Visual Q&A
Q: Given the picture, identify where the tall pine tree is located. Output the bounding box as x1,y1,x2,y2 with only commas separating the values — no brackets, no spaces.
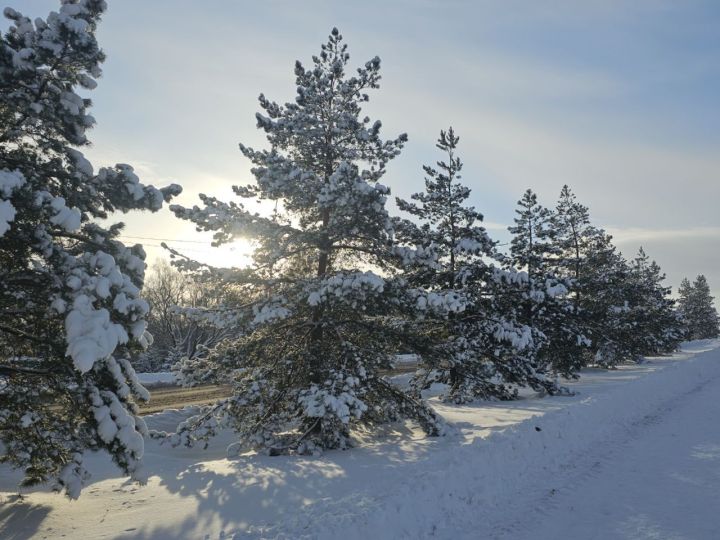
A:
166,29,456,455
396,130,560,402
0,1,180,497
551,186,635,366
507,189,587,377
625,248,683,355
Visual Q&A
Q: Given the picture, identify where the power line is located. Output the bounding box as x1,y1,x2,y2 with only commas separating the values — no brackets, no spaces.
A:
130,244,216,254
118,235,209,244
120,239,248,255
121,234,511,250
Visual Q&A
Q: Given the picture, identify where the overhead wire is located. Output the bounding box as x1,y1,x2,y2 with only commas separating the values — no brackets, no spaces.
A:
117,236,248,255
117,235,209,244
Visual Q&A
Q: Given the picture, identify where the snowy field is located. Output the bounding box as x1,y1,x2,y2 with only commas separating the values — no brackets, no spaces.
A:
2,340,719,539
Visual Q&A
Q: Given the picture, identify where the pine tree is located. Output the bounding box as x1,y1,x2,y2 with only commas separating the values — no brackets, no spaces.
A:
509,190,555,283
626,248,682,355
0,1,180,497
550,186,634,366
650,260,684,351
552,185,593,293
551,189,682,366
677,278,694,339
166,29,455,455
678,275,720,339
395,130,560,402
579,232,637,366
507,189,587,377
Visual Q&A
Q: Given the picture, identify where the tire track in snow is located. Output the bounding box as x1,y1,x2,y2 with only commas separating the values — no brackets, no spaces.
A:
485,357,720,540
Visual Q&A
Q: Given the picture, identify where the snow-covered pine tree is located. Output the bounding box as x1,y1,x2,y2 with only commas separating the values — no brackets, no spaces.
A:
509,190,556,284
578,232,638,366
395,130,560,402
540,186,682,367
626,248,683,355
556,223,682,366
166,29,456,455
678,275,720,340
0,1,181,497
551,185,593,297
692,275,720,339
597,247,682,364
550,185,635,366
677,278,693,339
507,189,587,377
677,277,697,341
650,261,684,351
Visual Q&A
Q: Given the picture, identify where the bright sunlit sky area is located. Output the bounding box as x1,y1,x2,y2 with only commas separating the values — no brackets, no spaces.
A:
9,0,720,298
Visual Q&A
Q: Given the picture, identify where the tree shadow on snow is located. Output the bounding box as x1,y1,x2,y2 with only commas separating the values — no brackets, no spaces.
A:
0,497,51,540
123,421,451,538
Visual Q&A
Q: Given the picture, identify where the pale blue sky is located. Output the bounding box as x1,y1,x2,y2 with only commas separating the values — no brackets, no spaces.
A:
9,1,720,298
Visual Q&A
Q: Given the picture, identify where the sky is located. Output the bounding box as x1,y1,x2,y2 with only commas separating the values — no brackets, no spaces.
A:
8,1,720,298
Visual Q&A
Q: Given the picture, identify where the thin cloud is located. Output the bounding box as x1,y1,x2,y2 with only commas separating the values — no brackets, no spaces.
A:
607,226,720,244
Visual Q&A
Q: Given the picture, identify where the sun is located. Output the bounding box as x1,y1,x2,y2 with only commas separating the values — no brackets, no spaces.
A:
197,238,255,269
131,236,257,270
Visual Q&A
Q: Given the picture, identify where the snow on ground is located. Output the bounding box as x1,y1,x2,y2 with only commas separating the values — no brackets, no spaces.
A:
1,340,719,539
135,371,178,387
394,353,419,365
515,354,720,540
135,357,419,387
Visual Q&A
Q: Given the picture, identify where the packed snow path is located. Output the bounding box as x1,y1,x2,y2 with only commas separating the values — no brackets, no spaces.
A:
508,348,720,540
1,341,719,539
